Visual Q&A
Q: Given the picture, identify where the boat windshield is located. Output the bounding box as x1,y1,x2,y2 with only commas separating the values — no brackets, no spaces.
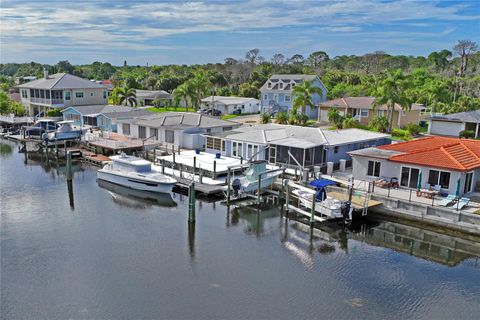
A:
113,161,151,173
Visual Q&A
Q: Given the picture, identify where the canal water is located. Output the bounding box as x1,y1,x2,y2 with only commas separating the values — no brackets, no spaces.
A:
1,140,480,319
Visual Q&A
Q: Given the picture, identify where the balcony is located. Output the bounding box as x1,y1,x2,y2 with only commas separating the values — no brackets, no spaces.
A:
29,97,64,107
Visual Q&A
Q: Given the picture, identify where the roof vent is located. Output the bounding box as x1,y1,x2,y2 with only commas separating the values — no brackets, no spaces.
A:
43,68,49,79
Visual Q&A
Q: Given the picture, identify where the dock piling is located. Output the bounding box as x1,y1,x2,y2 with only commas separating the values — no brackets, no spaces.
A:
213,160,217,179
257,173,262,207
193,156,197,174
66,151,73,181
188,182,196,223
226,168,231,206
310,191,316,227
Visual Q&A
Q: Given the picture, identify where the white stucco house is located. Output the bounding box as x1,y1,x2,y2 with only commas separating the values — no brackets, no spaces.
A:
259,74,327,118
117,112,241,149
349,136,480,196
428,110,480,138
200,96,260,114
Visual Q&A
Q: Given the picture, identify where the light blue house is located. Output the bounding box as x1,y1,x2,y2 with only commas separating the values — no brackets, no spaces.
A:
61,105,149,132
204,124,390,172
259,74,328,118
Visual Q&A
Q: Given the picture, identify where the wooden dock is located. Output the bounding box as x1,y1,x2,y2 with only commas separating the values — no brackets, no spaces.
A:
82,151,111,166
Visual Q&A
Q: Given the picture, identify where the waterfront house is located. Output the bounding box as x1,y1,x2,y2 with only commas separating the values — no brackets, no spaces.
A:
135,90,172,107
318,97,423,127
428,109,480,138
259,74,327,118
117,112,241,149
200,96,260,114
61,105,150,131
204,124,390,170
349,136,480,196
17,71,108,117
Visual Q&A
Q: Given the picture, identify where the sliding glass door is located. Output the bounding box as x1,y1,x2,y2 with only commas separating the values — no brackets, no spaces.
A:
400,167,420,189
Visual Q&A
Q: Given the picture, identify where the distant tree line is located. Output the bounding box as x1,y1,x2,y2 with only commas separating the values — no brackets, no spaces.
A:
1,40,479,114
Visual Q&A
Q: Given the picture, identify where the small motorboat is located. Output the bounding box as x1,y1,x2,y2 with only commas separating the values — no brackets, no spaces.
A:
231,160,283,196
42,120,87,142
97,154,177,193
292,179,351,221
23,119,57,137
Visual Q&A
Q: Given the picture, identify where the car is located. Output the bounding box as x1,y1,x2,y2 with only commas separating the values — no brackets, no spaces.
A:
232,109,242,115
210,109,222,116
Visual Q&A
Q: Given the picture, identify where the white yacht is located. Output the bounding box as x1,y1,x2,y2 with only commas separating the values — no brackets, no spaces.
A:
97,154,177,193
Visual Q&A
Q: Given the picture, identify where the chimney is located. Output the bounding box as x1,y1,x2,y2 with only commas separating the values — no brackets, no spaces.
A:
43,68,49,79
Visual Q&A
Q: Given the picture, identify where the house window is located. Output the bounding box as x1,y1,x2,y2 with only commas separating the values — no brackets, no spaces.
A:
206,137,214,149
46,90,50,99
21,89,27,98
64,92,71,100
65,113,81,122
401,110,406,116
360,109,369,117
90,92,94,97
367,161,381,177
285,95,291,102
267,82,271,89
138,126,147,139
122,123,130,135
400,167,420,189
103,91,108,99
75,92,84,98
377,110,386,117
428,170,451,189
333,146,339,154
221,140,226,152
165,130,174,143
279,83,283,89
232,141,243,157
264,94,268,100
150,128,158,140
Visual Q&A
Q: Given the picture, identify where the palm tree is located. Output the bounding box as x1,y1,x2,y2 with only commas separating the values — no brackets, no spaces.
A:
292,80,323,116
185,71,212,111
374,69,412,133
116,86,137,107
173,84,191,112
424,79,449,114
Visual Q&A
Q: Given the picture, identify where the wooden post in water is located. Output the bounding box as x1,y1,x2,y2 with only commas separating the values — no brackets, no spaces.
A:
213,160,217,179
193,156,197,174
177,145,180,155
310,190,316,227
173,151,176,168
161,159,165,174
188,182,196,223
285,180,290,214
66,151,73,181
240,156,243,164
226,168,231,206
55,140,58,158
257,173,262,207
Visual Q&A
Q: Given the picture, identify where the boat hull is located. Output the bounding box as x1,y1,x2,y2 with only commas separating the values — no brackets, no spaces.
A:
97,170,176,193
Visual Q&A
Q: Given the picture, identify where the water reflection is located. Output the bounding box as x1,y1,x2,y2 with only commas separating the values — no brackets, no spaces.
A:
230,203,480,268
0,142,13,157
97,179,177,209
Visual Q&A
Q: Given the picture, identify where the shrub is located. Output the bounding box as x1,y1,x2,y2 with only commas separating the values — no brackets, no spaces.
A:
327,108,344,128
275,111,288,124
404,123,421,136
342,116,359,129
368,116,389,133
392,128,412,140
47,109,62,117
459,130,475,139
297,114,310,126
260,113,271,124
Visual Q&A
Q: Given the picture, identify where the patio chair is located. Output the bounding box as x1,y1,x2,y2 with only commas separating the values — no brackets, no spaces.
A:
456,197,470,210
432,184,441,192
437,194,457,207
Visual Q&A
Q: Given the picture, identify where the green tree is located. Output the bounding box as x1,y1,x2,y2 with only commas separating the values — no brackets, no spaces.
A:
115,86,137,107
173,83,192,111
368,115,389,132
0,92,11,114
275,111,288,124
260,113,271,124
374,69,412,133
327,108,344,128
292,80,323,116
239,81,260,98
342,116,359,129
185,71,212,110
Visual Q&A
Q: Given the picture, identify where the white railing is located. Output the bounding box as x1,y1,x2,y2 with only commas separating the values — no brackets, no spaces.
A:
0,114,34,124
29,97,64,106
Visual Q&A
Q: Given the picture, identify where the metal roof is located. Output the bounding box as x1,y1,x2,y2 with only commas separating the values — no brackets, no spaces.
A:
118,112,240,129
430,109,480,123
18,73,107,90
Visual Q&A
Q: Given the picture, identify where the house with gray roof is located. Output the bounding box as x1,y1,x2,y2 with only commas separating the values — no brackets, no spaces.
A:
319,97,424,127
17,71,108,117
135,90,172,107
61,105,150,132
201,96,260,114
428,109,480,138
204,123,390,170
260,74,327,118
117,112,241,149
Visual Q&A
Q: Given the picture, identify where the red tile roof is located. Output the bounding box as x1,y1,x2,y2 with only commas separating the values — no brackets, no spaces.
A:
378,136,480,171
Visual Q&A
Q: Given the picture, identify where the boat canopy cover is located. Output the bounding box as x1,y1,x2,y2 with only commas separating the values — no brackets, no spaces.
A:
309,179,337,189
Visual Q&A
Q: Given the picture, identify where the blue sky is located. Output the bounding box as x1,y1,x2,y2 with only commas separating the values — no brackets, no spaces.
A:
1,0,479,65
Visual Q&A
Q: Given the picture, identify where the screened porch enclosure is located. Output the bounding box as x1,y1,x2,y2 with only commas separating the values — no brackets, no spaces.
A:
272,145,324,168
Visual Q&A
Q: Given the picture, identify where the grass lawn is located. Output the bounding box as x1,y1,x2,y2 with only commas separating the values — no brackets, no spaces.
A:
220,114,240,120
147,106,196,113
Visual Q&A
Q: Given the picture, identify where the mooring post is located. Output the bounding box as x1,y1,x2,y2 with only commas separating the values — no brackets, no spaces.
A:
66,151,73,181
213,160,217,179
161,159,165,174
257,173,262,207
409,189,412,202
310,190,316,227
193,156,197,174
64,139,67,157
240,156,243,164
177,145,180,155
173,151,176,167
285,180,290,214
226,168,231,206
199,170,203,184
294,168,298,181
188,182,196,223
